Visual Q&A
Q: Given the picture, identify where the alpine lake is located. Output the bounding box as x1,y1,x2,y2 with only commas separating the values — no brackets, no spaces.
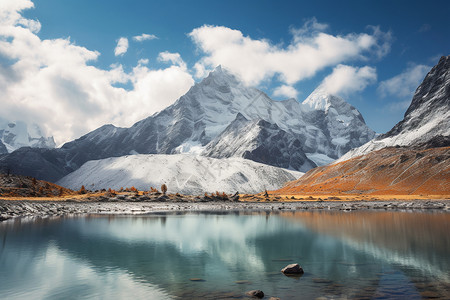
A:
1,209,449,299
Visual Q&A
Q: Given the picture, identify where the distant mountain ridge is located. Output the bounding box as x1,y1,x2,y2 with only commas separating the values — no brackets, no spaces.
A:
0,66,375,182
0,120,55,154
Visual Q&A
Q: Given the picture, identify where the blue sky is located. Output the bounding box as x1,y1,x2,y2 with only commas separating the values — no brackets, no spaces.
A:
1,0,449,144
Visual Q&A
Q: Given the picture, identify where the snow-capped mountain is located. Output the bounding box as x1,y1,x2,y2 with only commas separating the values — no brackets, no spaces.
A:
0,66,374,182
339,55,450,162
202,113,316,172
57,154,303,195
0,120,56,153
302,88,376,159
58,66,374,168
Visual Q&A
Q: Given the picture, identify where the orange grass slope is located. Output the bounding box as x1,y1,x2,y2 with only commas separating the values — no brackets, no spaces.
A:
276,146,450,196
0,173,75,198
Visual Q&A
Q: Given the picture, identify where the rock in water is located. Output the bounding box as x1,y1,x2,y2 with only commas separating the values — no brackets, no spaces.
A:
281,263,304,275
246,290,264,298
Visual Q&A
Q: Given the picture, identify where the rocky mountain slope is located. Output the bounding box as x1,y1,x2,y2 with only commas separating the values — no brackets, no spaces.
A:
202,113,316,172
57,154,303,195
276,56,450,196
0,173,73,197
339,55,450,162
278,146,449,195
0,120,55,154
0,66,374,182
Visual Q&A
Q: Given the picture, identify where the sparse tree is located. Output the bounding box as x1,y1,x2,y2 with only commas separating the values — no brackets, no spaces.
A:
79,185,86,194
161,184,167,195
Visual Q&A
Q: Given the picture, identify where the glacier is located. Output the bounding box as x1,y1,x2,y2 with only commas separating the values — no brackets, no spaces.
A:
57,154,303,195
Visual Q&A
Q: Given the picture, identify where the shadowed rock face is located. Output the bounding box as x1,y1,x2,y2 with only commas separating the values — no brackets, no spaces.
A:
0,141,7,155
202,113,316,172
382,55,450,141
0,67,374,182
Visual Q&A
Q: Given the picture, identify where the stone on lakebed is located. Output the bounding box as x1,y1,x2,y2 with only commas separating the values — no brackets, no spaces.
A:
246,290,264,298
281,263,304,275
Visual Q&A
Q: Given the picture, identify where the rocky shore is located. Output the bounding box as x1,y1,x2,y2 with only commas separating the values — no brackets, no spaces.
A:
1,198,449,222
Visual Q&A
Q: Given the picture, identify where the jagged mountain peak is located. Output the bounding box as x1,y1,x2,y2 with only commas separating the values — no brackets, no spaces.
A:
338,55,450,162
302,87,346,111
404,55,449,118
302,87,366,124
199,65,241,90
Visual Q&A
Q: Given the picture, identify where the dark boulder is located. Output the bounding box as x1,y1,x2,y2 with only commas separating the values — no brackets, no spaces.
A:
281,263,304,275
246,290,264,298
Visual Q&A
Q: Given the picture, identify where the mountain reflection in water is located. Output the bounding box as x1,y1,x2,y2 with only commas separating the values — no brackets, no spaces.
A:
1,210,449,299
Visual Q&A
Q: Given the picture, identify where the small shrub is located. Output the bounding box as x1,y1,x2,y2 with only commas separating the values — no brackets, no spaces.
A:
161,184,167,195
79,185,87,194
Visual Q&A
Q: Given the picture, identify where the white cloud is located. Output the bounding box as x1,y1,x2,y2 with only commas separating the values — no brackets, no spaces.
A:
378,64,430,98
192,62,211,79
158,51,186,68
137,58,149,65
319,64,377,96
0,3,194,145
114,37,128,56
189,21,391,86
273,85,298,99
133,33,157,42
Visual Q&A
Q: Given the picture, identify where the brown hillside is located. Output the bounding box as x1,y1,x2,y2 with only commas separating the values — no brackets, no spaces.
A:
275,147,450,196
0,173,74,197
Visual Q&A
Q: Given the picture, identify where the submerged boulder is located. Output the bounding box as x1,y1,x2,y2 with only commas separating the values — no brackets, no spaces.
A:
281,263,304,275
246,290,264,298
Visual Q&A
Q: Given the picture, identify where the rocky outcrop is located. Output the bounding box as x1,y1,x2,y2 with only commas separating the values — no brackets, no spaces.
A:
246,290,264,298
281,263,304,275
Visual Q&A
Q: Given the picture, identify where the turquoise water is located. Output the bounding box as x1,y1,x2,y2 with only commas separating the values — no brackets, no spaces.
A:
1,210,449,299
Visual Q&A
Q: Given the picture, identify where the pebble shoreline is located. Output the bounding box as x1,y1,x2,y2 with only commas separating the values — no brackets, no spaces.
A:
1,199,449,222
